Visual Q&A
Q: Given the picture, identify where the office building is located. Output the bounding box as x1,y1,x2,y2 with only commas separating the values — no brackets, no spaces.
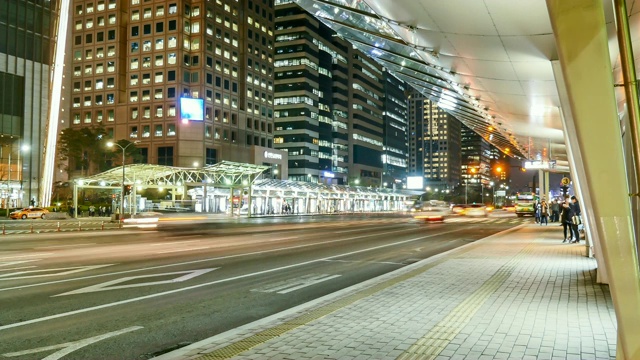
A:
67,0,276,176
274,2,385,186
273,1,349,183
381,71,408,188
0,0,62,207
408,90,461,190
349,51,385,187
461,123,492,187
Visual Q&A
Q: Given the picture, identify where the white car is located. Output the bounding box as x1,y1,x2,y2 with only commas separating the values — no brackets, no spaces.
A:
411,200,450,222
462,204,488,217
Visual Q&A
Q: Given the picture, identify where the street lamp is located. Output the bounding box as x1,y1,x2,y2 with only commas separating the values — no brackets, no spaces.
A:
107,140,140,218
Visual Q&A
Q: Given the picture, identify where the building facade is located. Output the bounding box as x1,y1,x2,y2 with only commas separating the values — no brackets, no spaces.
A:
0,0,61,207
381,71,408,188
349,51,385,187
460,123,492,188
67,0,275,175
408,90,461,190
274,2,385,187
273,2,349,184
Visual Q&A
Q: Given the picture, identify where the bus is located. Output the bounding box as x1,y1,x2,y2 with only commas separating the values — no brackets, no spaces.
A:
515,192,538,217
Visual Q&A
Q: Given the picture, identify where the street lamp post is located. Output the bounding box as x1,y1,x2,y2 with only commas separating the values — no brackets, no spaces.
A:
107,141,139,218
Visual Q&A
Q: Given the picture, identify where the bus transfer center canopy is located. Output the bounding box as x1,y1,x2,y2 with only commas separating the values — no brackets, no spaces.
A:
74,161,417,212
289,0,640,355
77,161,268,188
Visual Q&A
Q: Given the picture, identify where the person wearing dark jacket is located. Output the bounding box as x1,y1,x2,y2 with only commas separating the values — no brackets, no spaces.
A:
560,198,574,243
570,196,582,243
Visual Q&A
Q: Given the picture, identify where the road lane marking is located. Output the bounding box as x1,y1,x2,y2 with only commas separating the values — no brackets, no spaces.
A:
268,236,299,241
0,266,37,272
0,260,39,267
0,253,53,260
0,228,465,331
55,269,217,296
1,326,143,359
156,246,213,254
0,265,113,281
35,243,96,249
252,274,342,294
0,226,423,293
321,259,404,266
150,240,202,246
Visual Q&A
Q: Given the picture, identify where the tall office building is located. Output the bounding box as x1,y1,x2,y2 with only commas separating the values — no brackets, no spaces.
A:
408,90,461,190
274,2,384,186
0,0,62,207
273,1,349,183
349,52,385,187
461,123,492,187
381,71,408,188
68,0,276,174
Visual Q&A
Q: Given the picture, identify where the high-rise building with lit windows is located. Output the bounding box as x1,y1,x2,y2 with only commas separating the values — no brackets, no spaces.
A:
382,72,408,188
273,1,349,184
274,2,386,186
0,0,62,207
349,52,385,187
461,123,492,187
67,0,275,174
408,90,461,190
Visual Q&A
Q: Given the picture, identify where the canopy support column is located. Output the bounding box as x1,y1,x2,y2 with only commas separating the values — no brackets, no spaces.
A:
247,185,252,218
73,183,78,218
547,1,640,358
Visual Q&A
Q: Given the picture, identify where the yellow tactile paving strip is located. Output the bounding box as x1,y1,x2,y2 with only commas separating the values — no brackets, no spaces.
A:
194,227,527,360
396,245,534,360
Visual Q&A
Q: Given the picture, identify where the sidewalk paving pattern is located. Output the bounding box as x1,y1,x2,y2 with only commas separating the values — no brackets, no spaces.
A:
161,224,617,360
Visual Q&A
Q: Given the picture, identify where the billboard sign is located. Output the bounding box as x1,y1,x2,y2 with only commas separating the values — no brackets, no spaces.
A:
180,98,205,121
406,176,424,190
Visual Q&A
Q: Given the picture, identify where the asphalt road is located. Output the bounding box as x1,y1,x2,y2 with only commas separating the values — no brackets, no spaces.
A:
0,212,526,360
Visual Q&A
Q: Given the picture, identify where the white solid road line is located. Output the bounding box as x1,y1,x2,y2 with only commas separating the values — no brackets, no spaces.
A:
156,246,213,254
0,265,113,281
0,253,53,260
35,243,96,249
150,240,202,246
1,326,143,359
0,228,464,331
0,227,420,293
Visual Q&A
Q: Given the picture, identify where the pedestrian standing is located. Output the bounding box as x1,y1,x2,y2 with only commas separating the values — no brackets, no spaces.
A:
540,200,549,225
560,197,574,243
550,200,560,222
570,196,582,243
534,200,541,223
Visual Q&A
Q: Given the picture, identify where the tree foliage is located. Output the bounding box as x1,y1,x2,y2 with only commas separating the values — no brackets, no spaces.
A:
57,125,115,176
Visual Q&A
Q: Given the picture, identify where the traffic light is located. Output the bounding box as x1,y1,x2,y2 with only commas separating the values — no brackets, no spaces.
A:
124,185,132,195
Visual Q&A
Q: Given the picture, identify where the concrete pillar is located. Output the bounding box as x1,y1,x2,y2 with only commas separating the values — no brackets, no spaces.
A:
73,183,78,218
247,185,252,218
547,1,640,358
544,171,550,200
228,187,234,217
132,184,137,215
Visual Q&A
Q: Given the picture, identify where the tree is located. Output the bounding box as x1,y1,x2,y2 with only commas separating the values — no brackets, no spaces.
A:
111,139,143,165
57,125,115,177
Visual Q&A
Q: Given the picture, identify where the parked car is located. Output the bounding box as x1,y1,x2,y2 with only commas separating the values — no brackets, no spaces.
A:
10,207,49,220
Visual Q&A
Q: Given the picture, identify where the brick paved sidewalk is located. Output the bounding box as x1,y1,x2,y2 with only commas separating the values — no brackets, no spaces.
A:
156,224,617,360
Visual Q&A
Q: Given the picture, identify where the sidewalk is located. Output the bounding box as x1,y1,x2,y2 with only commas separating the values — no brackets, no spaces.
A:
156,224,617,360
